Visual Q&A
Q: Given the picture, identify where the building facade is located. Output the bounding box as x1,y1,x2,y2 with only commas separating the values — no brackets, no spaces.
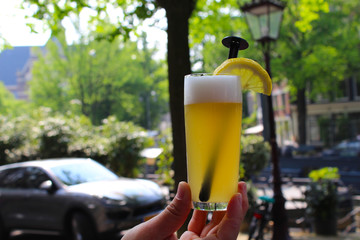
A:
291,76,360,147
249,77,360,148
0,46,39,100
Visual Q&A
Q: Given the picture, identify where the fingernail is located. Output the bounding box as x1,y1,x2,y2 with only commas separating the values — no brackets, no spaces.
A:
176,182,185,200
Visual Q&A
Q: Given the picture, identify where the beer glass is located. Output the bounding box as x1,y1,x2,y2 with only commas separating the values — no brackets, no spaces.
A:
184,73,242,211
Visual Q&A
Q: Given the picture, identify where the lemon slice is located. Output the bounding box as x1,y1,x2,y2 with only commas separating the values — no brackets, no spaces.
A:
213,58,272,95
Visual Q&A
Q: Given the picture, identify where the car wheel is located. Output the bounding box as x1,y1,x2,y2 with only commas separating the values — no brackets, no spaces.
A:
71,212,98,240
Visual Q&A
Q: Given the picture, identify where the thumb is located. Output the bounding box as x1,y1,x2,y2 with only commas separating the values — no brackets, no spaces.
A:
145,181,192,239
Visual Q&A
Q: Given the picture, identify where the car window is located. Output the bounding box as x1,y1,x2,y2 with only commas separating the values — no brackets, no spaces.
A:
25,167,51,189
0,168,28,189
50,160,118,186
0,167,51,189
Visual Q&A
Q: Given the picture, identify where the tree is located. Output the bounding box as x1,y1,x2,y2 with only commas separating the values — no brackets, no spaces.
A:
272,0,356,145
0,82,29,117
189,0,263,72
21,0,197,195
30,30,168,128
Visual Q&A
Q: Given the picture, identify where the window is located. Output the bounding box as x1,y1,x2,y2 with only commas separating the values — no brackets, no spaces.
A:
282,93,287,111
0,168,28,189
355,75,360,99
51,161,117,186
336,79,347,100
25,167,50,189
272,95,278,110
0,167,50,189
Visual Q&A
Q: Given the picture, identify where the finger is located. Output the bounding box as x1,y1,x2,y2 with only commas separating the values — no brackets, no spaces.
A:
152,182,192,235
200,211,225,237
188,210,207,235
216,193,244,240
134,182,192,239
238,182,249,212
202,182,247,237
209,182,244,228
180,230,201,240
211,210,226,224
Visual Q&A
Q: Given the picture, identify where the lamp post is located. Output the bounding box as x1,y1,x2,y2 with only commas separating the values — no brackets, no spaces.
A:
240,1,290,240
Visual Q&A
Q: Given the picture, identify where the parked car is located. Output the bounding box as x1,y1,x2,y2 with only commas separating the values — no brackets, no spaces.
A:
0,158,167,240
322,140,360,157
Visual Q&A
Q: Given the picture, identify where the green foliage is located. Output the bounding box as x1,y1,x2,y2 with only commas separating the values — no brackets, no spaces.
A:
37,117,71,159
0,116,27,164
305,167,339,220
0,36,11,51
305,180,338,220
0,82,30,117
67,115,109,164
21,0,160,42
0,109,151,177
273,0,360,98
101,116,153,177
189,1,262,72
242,108,257,130
240,135,270,180
274,0,345,95
29,31,168,128
155,128,174,187
309,167,340,182
270,0,360,144
292,0,329,33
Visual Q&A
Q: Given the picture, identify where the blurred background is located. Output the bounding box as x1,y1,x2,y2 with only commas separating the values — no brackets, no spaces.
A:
0,0,359,239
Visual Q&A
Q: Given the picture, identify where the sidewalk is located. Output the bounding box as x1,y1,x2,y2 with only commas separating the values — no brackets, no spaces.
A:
237,228,360,240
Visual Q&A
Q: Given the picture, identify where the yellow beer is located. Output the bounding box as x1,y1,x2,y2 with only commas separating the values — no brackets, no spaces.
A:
184,74,242,211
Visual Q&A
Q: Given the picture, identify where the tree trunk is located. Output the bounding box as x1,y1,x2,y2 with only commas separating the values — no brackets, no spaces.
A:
158,0,195,188
297,88,307,145
157,0,195,235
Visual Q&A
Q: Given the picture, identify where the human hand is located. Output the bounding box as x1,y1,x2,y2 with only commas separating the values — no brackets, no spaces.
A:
122,181,248,240
180,182,248,240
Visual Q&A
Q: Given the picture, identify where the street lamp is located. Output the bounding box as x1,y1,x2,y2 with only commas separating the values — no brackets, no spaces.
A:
241,0,284,43
240,1,290,240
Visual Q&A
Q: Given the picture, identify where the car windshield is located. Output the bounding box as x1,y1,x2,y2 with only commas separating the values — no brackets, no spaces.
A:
50,160,118,186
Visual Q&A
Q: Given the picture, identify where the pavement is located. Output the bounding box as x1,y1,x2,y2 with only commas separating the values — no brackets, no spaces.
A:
237,228,360,240
10,228,360,240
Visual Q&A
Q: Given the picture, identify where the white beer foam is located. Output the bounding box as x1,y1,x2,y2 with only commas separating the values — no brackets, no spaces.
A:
184,74,242,105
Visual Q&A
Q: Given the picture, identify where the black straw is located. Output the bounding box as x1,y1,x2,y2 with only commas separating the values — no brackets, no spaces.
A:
198,36,248,203
222,36,249,59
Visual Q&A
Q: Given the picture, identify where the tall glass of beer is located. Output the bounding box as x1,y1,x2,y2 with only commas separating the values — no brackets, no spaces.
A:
184,73,242,211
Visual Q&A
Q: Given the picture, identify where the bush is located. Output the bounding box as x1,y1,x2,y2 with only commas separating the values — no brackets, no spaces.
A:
0,115,35,164
305,167,339,235
101,116,152,177
155,128,174,187
37,117,71,159
1,110,151,178
240,135,270,180
67,115,109,164
305,167,340,219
